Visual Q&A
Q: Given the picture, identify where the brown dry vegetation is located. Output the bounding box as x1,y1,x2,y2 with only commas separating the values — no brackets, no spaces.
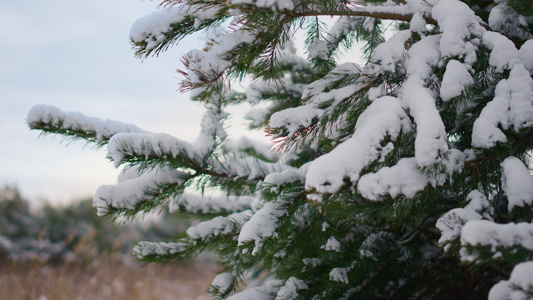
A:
0,187,221,299
0,255,219,300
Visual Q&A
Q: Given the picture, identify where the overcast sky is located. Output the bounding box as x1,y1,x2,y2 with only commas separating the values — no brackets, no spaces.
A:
0,0,212,204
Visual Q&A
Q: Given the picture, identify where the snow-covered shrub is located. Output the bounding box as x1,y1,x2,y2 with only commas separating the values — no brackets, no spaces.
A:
29,0,533,298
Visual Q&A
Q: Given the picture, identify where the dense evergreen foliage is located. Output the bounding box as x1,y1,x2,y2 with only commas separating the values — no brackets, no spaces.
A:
28,0,533,298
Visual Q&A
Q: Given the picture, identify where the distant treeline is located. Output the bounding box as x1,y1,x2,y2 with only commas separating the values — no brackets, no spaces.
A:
0,186,189,263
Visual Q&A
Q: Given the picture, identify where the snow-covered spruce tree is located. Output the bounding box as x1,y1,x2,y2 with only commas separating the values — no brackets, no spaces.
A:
28,0,533,298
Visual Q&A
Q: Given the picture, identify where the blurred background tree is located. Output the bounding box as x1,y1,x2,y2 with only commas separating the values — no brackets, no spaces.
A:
0,185,190,264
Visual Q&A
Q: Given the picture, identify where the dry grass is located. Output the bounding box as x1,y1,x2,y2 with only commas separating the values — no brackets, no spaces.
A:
0,256,220,300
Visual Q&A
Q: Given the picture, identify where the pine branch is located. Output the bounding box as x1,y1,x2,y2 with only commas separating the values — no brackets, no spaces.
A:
228,4,438,26
27,104,147,146
93,169,190,219
298,10,435,26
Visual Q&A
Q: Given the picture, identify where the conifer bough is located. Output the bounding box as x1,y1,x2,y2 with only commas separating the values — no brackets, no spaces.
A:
28,0,533,298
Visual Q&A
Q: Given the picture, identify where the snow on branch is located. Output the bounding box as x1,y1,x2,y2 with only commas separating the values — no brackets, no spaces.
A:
305,96,411,196
93,168,189,216
134,240,189,258
106,132,199,168
357,158,428,201
108,131,287,183
180,28,259,93
272,42,314,73
223,136,278,162
245,78,307,106
460,220,533,262
300,63,362,103
501,157,533,211
264,167,306,187
401,35,448,167
169,193,262,214
482,31,520,72
135,210,255,262
269,105,323,138
105,98,226,171
193,99,229,152
212,154,287,181
325,16,364,56
357,150,464,201
507,65,533,130
471,78,510,148
275,277,308,300
370,30,411,74
186,210,254,240
519,40,533,73
230,0,295,10
292,3,436,25
27,104,146,146
489,2,532,41
330,267,350,284
472,64,533,148
431,0,485,59
436,190,492,251
238,199,289,255
224,0,420,23
226,279,281,300
130,4,226,57
269,63,366,146
440,60,474,102
210,272,236,296
488,261,533,300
